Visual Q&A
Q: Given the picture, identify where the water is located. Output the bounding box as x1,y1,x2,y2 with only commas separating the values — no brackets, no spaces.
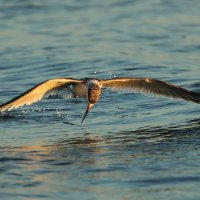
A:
0,0,200,199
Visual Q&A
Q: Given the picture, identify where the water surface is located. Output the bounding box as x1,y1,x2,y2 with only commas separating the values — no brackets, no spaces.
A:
0,0,200,199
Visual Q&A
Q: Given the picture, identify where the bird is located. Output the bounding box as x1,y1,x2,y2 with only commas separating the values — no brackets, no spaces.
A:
0,77,199,123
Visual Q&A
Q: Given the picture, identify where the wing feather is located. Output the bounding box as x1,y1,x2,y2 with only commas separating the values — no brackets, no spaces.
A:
0,78,81,112
101,77,200,103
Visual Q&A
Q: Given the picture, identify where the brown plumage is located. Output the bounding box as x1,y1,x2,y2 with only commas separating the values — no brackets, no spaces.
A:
0,77,199,122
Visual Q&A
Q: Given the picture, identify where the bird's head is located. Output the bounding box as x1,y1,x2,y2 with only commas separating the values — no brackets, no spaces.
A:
81,79,102,123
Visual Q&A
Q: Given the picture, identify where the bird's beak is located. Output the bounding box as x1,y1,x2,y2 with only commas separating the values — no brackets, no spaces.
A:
81,104,93,123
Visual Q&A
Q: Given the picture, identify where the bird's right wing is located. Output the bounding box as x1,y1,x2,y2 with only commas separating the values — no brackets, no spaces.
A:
0,78,82,112
101,77,200,103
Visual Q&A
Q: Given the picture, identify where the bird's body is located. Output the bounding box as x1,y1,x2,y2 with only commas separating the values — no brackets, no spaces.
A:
0,77,199,123
72,81,88,99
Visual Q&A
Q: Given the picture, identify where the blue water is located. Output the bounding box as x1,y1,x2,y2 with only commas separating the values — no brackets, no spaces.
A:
0,0,200,199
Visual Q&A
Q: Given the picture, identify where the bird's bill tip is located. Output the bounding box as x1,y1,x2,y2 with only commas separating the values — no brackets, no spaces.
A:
81,104,93,123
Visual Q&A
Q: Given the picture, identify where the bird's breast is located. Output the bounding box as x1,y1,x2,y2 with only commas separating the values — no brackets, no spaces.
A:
72,83,87,99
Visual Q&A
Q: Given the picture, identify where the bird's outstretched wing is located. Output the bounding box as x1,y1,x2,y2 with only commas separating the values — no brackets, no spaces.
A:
0,78,82,112
101,77,200,103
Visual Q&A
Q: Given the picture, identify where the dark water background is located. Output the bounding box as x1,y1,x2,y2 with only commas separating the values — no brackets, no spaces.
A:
0,0,200,199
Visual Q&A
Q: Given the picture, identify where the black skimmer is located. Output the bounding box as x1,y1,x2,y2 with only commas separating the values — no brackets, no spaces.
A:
0,77,199,123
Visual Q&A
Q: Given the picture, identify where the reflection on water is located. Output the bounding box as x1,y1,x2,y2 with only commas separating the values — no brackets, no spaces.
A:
1,120,200,198
0,0,200,199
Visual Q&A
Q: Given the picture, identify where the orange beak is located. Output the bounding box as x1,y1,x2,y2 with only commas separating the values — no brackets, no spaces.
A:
81,104,93,123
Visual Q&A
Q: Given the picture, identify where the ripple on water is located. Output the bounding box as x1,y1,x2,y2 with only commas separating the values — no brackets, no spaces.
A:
0,0,200,200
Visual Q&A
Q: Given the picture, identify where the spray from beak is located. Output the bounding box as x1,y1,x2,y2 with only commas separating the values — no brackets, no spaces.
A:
81,104,93,124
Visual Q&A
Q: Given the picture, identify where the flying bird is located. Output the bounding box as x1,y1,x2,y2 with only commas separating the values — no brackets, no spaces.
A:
0,77,199,123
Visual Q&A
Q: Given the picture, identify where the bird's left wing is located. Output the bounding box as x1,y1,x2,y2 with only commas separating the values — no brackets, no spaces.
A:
0,78,82,112
101,77,200,103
